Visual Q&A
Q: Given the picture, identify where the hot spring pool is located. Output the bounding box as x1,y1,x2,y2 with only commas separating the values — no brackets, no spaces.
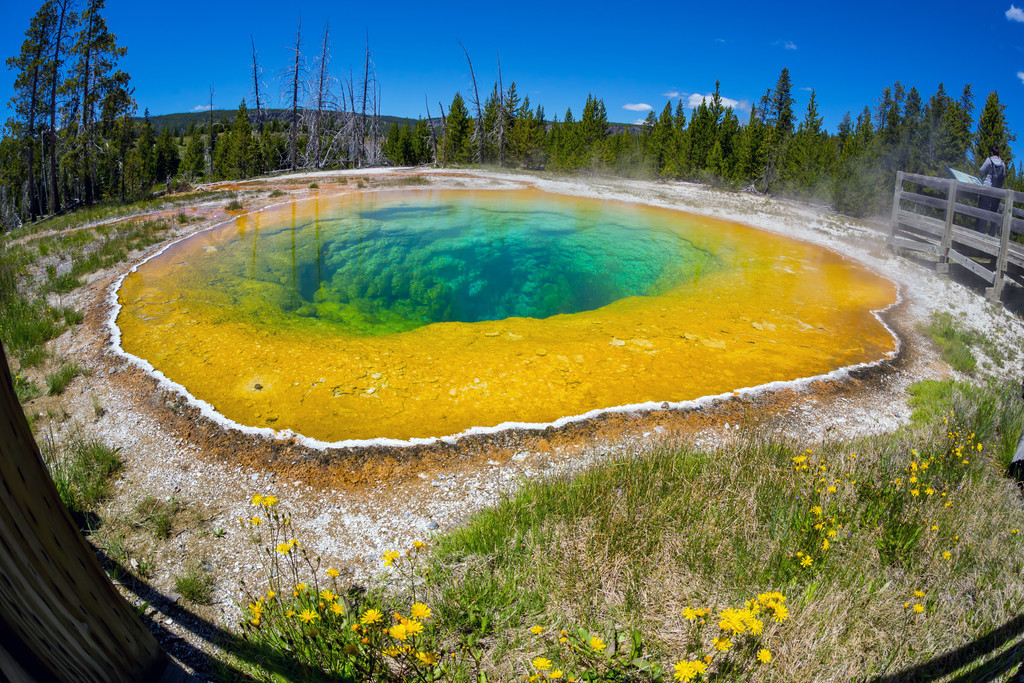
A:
113,188,898,444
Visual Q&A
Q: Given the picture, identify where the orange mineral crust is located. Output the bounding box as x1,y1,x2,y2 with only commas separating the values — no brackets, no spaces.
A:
115,189,897,443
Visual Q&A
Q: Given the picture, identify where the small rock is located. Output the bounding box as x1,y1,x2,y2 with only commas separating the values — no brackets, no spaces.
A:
107,367,116,375
609,338,625,347
254,383,263,391
427,521,439,530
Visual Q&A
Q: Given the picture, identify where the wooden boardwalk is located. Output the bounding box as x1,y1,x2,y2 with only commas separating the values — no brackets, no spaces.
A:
888,171,1024,301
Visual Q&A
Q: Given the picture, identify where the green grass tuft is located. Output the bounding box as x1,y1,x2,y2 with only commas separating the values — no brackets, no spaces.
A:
43,434,122,525
45,362,80,395
923,312,980,372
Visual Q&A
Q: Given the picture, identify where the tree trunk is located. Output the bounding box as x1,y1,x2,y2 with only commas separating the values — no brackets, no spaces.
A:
250,36,264,135
0,343,185,682
47,0,70,215
289,20,301,173
458,41,484,164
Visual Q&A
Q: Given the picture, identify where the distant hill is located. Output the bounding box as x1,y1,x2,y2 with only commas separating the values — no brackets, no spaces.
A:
138,109,642,134
138,109,422,133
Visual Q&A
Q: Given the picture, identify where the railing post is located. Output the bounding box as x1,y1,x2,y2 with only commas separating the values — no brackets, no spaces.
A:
989,187,1015,301
887,171,904,249
936,178,958,275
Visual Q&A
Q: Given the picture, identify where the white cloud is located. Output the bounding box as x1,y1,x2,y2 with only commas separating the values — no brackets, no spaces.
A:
1018,71,1024,83
686,92,749,112
799,86,814,92
622,102,653,112
714,38,726,43
663,91,680,98
784,40,798,50
1008,4,1024,21
633,117,649,125
191,104,212,112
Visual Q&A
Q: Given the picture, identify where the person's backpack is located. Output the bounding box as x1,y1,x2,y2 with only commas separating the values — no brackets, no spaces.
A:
992,158,1006,188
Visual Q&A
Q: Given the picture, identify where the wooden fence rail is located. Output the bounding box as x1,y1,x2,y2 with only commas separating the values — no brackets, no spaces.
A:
888,171,1024,301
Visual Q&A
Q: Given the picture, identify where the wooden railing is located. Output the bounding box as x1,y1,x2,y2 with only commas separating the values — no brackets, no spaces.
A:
888,171,1024,301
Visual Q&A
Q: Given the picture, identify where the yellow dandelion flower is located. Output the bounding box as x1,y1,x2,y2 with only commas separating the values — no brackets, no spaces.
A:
801,555,812,567
389,623,409,641
360,608,383,625
411,603,432,621
910,489,920,497
682,607,699,621
382,550,401,567
589,636,605,652
812,505,823,516
943,551,952,559
262,494,279,507
913,604,924,613
792,456,807,464
285,610,295,618
713,636,733,652
757,648,772,663
914,590,925,597
330,601,344,616
276,541,293,554
251,494,264,506
672,661,697,682
326,567,340,577
297,609,318,624
249,516,262,526
828,529,837,538
931,525,938,531
822,539,830,550
530,625,544,634
320,589,335,602
533,657,552,671
550,671,563,679
405,620,424,637
1013,529,1020,535
416,651,437,665
925,488,934,496
827,486,837,493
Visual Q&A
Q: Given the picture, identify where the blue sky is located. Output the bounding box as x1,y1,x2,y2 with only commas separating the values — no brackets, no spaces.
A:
2,0,1024,136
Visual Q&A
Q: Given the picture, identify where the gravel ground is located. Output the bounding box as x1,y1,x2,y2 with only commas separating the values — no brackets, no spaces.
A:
23,168,1024,679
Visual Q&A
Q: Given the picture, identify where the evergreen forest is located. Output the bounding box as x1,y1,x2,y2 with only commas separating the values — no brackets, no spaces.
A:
1,1,1018,232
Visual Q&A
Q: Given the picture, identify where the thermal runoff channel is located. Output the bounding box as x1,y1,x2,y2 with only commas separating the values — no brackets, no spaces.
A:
116,189,898,443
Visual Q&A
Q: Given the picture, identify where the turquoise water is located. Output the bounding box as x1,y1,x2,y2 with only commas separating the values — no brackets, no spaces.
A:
187,191,719,336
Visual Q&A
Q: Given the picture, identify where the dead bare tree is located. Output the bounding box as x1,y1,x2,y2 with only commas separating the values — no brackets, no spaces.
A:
495,52,506,168
250,35,265,134
345,67,358,167
358,33,372,167
305,22,334,169
438,100,448,168
284,18,306,172
424,96,438,166
205,86,214,177
457,40,484,164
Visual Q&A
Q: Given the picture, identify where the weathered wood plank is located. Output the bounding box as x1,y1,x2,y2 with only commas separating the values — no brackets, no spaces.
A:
896,211,946,237
0,345,178,682
948,249,997,283
891,236,942,255
899,190,949,212
902,172,952,191
953,200,1003,225
992,201,1016,299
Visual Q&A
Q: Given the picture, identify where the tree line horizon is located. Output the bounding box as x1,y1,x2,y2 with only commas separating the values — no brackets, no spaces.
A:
2,1,1018,232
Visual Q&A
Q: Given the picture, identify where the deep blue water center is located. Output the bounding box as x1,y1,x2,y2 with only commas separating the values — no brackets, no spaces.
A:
218,192,718,336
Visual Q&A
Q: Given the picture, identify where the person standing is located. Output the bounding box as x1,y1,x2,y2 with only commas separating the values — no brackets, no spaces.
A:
979,146,1006,236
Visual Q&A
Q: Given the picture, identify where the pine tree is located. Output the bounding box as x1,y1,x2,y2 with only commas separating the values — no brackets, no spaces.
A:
443,93,472,164
973,91,1015,169
153,125,179,182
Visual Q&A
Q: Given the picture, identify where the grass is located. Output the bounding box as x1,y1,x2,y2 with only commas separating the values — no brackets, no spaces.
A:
13,372,41,402
46,361,80,395
42,432,122,527
134,495,185,540
923,312,980,372
175,562,214,604
227,377,1024,682
226,198,244,211
268,189,286,198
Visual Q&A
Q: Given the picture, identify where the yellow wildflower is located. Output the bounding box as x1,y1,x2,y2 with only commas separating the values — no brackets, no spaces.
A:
533,657,552,671
801,555,812,567
251,494,264,506
913,604,924,613
320,589,335,602
943,551,952,560
811,506,822,516
416,651,437,666
405,620,424,637
297,609,318,624
713,636,733,652
411,603,432,621
249,516,262,526
530,625,544,634
682,607,699,621
276,541,294,554
330,601,344,616
827,486,837,493
757,648,772,663
326,567,340,577
822,539,830,550
382,550,401,567
262,494,278,507
389,623,409,641
549,671,563,679
914,590,925,597
360,608,383,625
589,636,605,652
792,456,807,464
285,610,295,618
910,489,920,497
